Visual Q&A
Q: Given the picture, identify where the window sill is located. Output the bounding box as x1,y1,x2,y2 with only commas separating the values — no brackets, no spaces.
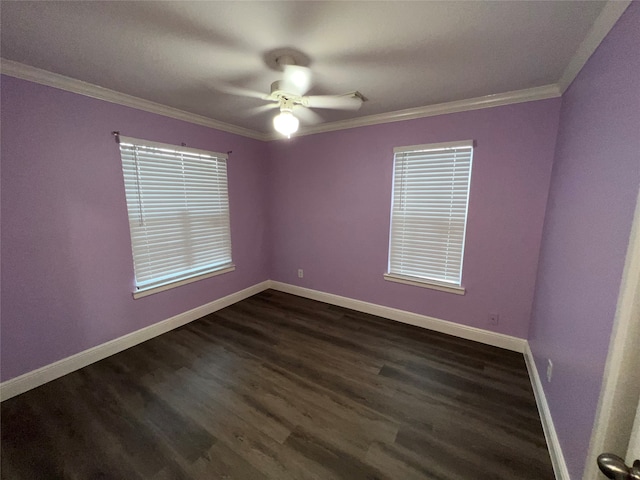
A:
383,273,466,295
133,265,235,299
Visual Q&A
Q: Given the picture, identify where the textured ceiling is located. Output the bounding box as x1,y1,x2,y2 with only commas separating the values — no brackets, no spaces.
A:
1,1,607,134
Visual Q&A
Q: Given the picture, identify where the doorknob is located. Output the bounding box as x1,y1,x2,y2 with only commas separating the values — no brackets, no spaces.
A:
597,453,640,479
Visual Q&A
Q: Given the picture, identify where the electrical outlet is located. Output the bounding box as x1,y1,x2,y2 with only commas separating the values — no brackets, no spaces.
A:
547,359,553,382
488,313,499,325
298,269,304,278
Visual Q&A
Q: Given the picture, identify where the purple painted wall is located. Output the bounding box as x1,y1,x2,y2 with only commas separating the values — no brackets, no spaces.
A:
1,76,562,384
528,4,640,479
0,75,270,381
267,99,561,338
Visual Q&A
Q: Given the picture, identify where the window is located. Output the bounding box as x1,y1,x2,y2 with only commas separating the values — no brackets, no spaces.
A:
385,140,473,294
118,136,233,298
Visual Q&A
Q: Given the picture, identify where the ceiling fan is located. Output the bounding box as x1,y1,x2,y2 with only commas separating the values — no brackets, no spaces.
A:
219,52,366,137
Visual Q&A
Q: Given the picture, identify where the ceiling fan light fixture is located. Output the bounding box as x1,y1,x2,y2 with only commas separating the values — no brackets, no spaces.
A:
273,110,299,138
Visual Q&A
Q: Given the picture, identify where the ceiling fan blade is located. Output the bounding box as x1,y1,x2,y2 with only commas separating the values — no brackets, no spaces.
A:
212,81,268,100
304,94,363,110
281,65,312,96
247,103,279,115
293,106,323,125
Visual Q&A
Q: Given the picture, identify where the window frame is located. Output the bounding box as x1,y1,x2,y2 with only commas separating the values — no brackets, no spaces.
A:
385,139,474,295
117,135,234,299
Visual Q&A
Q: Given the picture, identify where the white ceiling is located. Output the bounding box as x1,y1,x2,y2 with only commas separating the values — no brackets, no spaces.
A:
1,1,609,135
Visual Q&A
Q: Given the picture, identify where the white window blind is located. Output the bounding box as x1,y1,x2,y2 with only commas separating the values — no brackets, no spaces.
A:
387,140,473,289
118,136,233,295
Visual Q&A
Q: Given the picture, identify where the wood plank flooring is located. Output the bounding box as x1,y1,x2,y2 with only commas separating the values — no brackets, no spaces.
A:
1,290,554,479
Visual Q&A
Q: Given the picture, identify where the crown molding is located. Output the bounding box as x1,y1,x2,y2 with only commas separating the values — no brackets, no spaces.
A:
1,59,562,143
3,0,626,144
0,59,269,141
267,84,562,141
558,0,632,93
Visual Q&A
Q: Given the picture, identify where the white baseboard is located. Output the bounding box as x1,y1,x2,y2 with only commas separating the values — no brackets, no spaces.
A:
0,280,529,401
0,280,271,401
3,278,566,480
524,343,570,480
268,281,527,353
265,283,568,477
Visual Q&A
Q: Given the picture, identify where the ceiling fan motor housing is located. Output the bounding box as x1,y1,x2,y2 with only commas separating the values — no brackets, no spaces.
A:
269,81,302,108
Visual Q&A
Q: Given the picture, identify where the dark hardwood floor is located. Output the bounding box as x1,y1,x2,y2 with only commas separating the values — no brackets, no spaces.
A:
1,290,554,479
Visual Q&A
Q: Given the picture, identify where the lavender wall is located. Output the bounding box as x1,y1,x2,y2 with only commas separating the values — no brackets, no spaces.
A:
0,76,561,383
267,99,561,338
528,4,640,479
0,75,270,381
